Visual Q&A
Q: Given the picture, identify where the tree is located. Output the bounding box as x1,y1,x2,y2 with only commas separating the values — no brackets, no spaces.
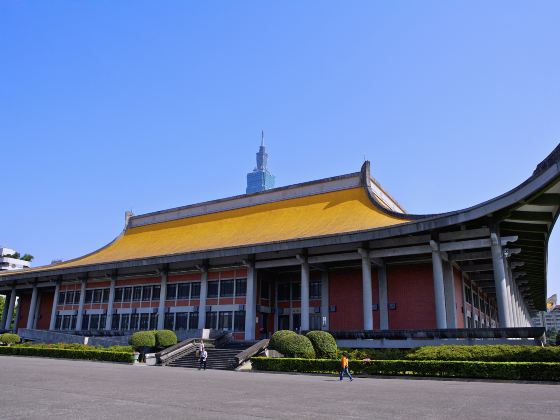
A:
21,254,34,262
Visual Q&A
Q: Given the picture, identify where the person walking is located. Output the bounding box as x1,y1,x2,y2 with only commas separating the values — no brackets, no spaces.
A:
339,353,353,381
199,348,208,370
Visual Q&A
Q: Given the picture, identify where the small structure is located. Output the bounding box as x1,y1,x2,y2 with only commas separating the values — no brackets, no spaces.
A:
0,247,31,271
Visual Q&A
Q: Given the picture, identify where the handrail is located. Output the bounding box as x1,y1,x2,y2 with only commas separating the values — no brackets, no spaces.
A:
234,339,269,367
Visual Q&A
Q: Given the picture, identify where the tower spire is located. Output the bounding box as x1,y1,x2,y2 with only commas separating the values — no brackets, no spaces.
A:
246,131,275,194
261,129,264,147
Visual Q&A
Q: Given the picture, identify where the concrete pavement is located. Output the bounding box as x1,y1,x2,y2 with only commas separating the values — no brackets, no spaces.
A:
0,356,557,419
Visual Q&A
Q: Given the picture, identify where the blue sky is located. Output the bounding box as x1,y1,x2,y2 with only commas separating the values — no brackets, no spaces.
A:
1,1,559,296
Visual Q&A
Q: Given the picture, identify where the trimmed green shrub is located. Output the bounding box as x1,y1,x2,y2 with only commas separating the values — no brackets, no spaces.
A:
340,347,410,361
269,330,297,354
306,331,337,359
107,345,134,353
0,333,21,345
281,334,316,359
0,346,133,363
129,331,156,349
406,345,560,363
155,330,177,348
251,357,560,381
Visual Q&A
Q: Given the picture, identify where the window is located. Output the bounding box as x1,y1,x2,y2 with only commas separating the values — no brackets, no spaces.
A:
291,282,301,300
139,313,150,330
310,282,322,299
90,314,100,330
218,311,233,330
176,312,189,330
70,315,77,330
188,312,198,330
278,283,290,301
123,287,132,302
142,286,152,302
190,282,200,299
65,291,75,305
177,283,190,300
465,286,472,304
166,284,177,300
55,315,62,329
473,295,479,309
85,290,93,304
100,314,107,330
152,285,161,301
130,313,139,330
164,313,175,330
81,314,90,330
112,314,120,330
62,315,71,330
234,311,245,332
102,288,110,303
114,288,123,303
58,292,66,305
220,280,234,298
74,291,81,304
310,314,322,330
260,281,269,300
132,286,142,302
93,289,103,303
121,314,130,330
207,281,219,298
235,279,246,297
205,311,217,329
150,313,158,329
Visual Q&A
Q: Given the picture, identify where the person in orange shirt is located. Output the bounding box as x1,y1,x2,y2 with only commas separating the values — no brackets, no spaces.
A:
339,353,353,381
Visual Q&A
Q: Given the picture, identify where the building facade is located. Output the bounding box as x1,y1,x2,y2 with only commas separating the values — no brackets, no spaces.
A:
1,145,559,341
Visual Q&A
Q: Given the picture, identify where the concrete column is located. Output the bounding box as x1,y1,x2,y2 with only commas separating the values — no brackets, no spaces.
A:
378,263,389,330
26,285,39,330
75,279,87,331
1,292,11,327
244,262,256,340
504,259,516,326
430,242,447,329
470,285,476,327
300,259,310,332
360,252,374,330
4,286,17,330
320,270,329,331
157,270,167,330
49,282,61,330
197,268,208,330
461,273,468,328
105,276,117,330
443,261,457,328
490,233,512,328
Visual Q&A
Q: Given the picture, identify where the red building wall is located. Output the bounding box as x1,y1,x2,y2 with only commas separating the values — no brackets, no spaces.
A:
387,263,436,329
328,268,363,331
453,268,465,328
36,291,54,330
16,293,31,329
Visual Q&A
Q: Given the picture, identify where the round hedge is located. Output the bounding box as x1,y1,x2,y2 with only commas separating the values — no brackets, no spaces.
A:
0,333,20,345
306,331,337,359
269,330,315,359
155,329,177,348
269,330,297,354
129,331,155,349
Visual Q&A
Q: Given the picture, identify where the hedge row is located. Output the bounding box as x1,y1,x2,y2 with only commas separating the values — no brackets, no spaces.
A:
340,345,560,363
15,343,134,353
251,357,560,381
0,346,133,363
406,345,560,362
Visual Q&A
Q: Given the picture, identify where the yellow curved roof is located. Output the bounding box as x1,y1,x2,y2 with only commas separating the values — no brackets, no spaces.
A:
7,187,409,273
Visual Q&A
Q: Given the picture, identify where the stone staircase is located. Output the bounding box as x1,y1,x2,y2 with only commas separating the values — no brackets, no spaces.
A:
167,344,249,370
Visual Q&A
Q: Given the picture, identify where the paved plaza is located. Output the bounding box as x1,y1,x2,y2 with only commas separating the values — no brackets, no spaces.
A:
0,356,557,419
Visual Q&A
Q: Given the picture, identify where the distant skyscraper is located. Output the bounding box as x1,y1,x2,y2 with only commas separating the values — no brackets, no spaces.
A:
246,131,275,194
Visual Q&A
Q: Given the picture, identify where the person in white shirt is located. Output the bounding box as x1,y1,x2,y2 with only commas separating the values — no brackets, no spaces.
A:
199,349,208,370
